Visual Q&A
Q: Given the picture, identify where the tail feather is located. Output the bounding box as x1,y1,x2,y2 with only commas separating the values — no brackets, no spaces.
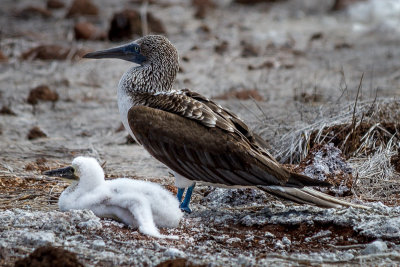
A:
286,171,332,187
258,186,370,209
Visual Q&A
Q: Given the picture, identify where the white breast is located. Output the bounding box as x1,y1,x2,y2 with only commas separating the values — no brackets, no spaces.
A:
117,71,138,143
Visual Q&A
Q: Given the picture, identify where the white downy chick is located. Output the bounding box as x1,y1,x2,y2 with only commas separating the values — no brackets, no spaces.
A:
45,156,182,239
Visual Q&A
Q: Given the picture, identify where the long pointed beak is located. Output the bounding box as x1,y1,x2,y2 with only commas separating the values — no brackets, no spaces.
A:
43,166,78,180
83,43,146,64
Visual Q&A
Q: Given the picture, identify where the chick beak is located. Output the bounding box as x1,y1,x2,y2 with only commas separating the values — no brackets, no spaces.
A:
43,166,78,180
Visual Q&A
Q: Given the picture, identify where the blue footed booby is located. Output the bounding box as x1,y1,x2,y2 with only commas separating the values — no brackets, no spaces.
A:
44,156,182,239
83,35,369,212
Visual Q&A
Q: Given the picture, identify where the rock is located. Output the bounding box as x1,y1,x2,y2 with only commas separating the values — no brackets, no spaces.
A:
214,89,263,101
235,0,283,4
27,85,59,105
156,258,197,267
16,6,52,19
192,0,215,19
361,240,388,255
21,45,87,61
47,0,65,9
0,106,16,116
241,42,259,57
92,239,106,249
66,0,99,17
21,231,55,246
14,246,84,267
214,40,228,55
0,51,8,62
77,218,102,231
282,236,291,246
331,0,366,11
74,22,106,40
27,126,47,140
108,9,165,41
295,144,353,196
164,248,186,258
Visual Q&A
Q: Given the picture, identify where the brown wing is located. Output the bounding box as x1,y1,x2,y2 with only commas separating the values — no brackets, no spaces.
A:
181,89,280,164
127,105,290,187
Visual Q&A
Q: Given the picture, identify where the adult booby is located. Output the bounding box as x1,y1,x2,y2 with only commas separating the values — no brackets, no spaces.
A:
83,35,368,212
44,156,182,239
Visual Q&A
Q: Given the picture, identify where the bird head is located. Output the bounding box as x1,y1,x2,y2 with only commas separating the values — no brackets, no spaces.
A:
83,35,178,67
44,157,105,188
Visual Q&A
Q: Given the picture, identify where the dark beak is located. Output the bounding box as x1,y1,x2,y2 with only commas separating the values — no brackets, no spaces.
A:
43,166,78,180
83,43,146,64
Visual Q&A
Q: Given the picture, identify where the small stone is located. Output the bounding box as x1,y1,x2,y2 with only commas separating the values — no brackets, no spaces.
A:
226,237,241,244
192,0,215,19
274,240,285,250
66,0,99,17
78,219,102,231
361,240,388,255
108,9,165,41
214,89,263,101
22,231,55,246
16,6,52,19
0,51,8,62
282,236,291,246
47,0,65,9
0,106,16,116
21,45,87,61
27,126,47,140
92,239,105,249
74,22,106,40
27,85,59,105
164,248,186,258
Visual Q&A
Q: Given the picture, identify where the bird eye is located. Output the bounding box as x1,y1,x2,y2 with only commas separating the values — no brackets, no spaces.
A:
134,46,139,53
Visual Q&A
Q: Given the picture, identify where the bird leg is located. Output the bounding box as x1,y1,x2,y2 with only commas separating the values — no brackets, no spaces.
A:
178,183,196,213
176,188,185,203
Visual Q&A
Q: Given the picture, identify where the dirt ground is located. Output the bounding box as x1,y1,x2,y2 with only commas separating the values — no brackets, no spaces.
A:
1,0,400,266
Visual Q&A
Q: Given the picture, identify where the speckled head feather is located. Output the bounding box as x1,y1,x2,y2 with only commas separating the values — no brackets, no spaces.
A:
128,35,179,93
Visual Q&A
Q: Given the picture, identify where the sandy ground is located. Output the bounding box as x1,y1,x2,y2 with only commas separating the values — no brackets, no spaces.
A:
1,0,400,266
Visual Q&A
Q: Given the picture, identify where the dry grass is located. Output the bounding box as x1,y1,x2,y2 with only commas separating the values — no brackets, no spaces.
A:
256,98,400,204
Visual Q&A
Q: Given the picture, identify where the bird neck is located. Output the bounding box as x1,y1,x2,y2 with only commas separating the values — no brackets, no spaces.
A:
125,60,178,95
77,169,105,191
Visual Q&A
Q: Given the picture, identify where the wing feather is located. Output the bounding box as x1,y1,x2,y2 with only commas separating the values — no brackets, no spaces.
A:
128,105,290,187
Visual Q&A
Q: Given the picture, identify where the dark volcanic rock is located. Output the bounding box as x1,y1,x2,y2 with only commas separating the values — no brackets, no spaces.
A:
66,0,99,17
108,9,166,41
27,126,47,140
14,246,84,267
74,22,106,40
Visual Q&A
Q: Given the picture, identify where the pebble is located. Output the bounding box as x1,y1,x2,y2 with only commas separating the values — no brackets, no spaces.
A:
361,240,388,255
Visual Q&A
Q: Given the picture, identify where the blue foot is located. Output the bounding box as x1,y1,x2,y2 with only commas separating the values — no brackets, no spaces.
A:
179,183,195,214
